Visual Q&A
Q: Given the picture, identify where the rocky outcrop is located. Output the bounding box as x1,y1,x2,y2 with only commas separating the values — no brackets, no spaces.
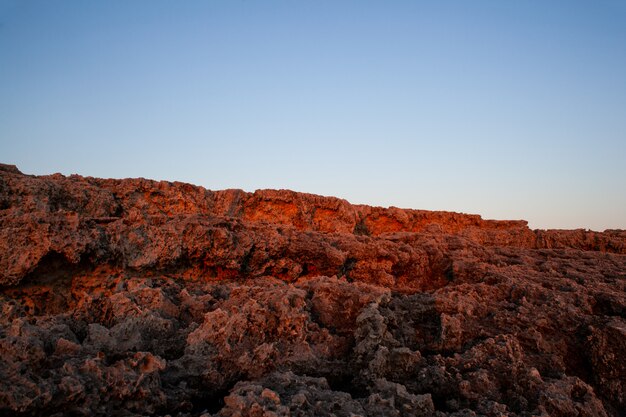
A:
0,165,624,416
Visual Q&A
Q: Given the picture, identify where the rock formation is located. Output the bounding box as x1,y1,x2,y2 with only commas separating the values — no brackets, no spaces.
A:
0,163,624,416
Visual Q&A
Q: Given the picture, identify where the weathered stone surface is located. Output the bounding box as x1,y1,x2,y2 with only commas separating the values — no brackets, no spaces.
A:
0,166,624,416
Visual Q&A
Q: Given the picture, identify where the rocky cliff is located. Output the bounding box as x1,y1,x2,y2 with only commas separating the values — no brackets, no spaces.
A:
0,163,624,417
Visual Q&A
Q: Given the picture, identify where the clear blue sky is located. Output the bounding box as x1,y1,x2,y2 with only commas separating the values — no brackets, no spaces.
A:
1,1,625,230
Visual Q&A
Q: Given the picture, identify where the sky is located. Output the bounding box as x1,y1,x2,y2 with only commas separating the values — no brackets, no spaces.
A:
1,0,625,231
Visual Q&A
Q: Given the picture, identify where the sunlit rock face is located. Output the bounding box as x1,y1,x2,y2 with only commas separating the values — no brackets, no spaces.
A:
0,162,624,417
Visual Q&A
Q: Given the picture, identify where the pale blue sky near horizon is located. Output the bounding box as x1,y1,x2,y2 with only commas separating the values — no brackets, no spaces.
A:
1,1,625,231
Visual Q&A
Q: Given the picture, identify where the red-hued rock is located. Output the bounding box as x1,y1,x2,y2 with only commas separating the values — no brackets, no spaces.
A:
0,166,624,416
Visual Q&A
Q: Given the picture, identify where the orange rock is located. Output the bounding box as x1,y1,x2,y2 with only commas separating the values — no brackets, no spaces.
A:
0,165,624,416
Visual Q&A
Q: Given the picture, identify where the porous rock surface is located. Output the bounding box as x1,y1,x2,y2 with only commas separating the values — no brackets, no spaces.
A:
0,163,624,416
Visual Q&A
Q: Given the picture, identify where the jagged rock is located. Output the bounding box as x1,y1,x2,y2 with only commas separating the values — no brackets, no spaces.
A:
0,166,624,416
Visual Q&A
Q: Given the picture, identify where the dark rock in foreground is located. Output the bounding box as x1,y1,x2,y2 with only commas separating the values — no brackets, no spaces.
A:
0,164,624,416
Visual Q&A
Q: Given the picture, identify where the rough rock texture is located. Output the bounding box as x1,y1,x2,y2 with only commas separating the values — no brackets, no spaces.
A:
0,163,625,416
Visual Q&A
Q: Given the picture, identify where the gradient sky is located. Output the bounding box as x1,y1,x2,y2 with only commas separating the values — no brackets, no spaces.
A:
1,1,625,231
